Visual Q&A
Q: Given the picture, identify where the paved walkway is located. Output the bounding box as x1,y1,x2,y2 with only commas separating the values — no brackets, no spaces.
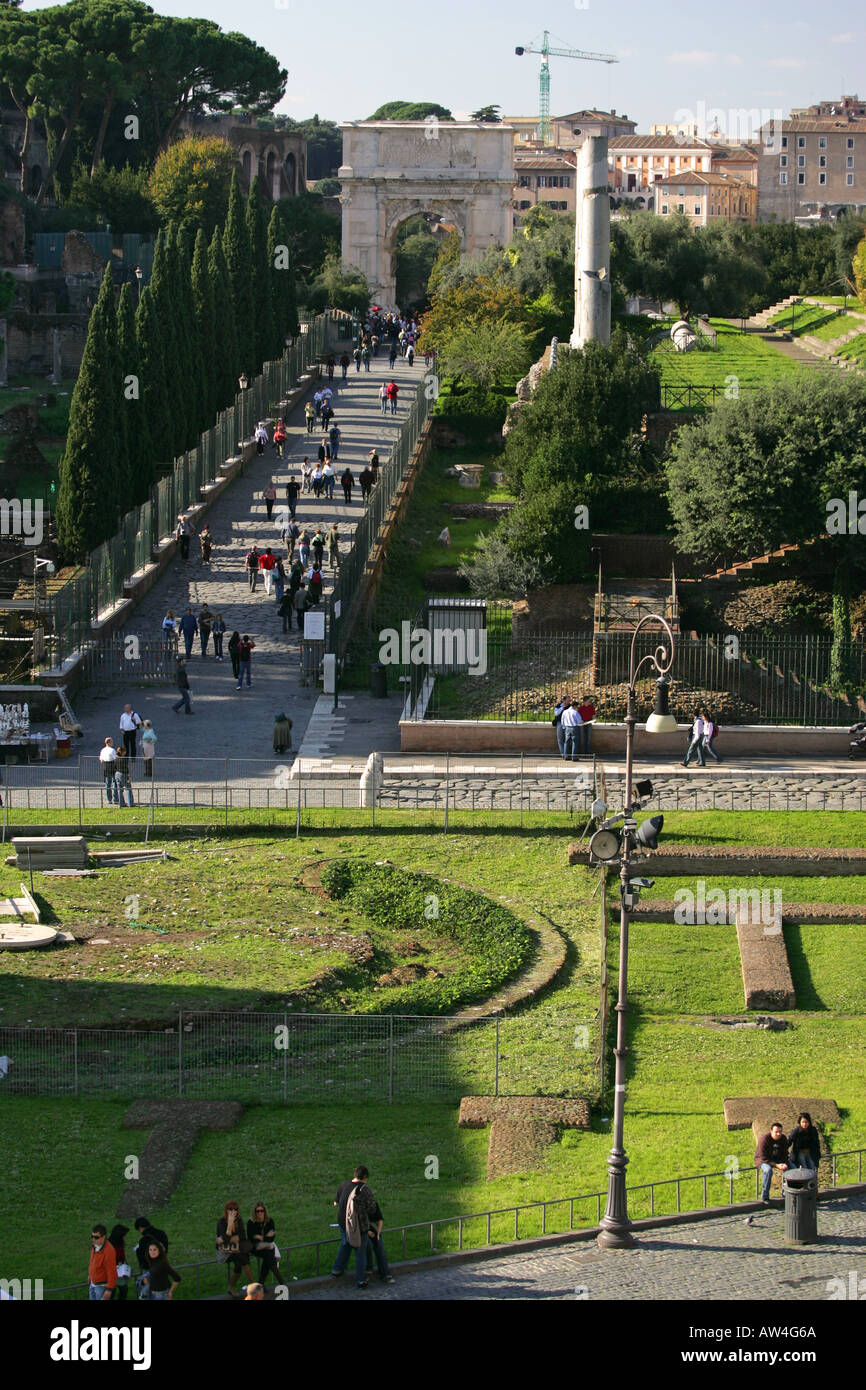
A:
291,1192,866,1300
71,351,422,762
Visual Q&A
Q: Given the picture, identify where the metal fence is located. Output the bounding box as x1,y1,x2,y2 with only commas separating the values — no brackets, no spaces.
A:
38,316,334,671
353,606,866,726
3,754,866,833
0,1009,600,1105
38,1146,866,1296
81,636,178,684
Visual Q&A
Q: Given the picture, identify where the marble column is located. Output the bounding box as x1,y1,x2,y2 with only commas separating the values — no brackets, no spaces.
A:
570,136,611,349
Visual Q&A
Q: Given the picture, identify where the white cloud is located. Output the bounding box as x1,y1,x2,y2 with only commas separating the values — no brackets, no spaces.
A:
830,32,856,43
766,57,808,69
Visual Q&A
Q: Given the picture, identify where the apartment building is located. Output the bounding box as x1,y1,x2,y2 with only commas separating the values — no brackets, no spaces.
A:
654,171,758,226
513,148,578,227
503,108,636,149
758,94,866,222
608,134,714,207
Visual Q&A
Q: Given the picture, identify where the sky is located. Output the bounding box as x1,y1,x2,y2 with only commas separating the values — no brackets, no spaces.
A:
22,0,866,135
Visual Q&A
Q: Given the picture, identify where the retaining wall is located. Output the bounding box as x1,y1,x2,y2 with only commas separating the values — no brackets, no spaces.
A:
400,720,853,757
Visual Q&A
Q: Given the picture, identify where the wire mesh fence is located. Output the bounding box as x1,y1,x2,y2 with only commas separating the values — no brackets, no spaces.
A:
0,1010,600,1104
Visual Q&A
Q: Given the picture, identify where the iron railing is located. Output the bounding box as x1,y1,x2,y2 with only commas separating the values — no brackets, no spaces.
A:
38,1146,866,1297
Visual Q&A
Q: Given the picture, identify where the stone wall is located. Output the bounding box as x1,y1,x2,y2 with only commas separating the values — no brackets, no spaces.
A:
6,315,88,377
400,719,852,756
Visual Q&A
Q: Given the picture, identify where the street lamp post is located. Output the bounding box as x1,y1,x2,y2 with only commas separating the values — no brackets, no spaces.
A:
597,613,677,1251
238,373,249,448
134,265,142,303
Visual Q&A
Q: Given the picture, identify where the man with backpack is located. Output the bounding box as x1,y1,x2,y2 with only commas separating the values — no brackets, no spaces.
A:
330,1165,377,1288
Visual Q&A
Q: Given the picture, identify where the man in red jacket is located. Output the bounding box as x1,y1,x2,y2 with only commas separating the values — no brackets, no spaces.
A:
89,1224,117,1300
386,380,399,415
259,547,276,595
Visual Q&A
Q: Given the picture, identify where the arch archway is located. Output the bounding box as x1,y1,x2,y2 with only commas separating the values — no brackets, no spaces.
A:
284,152,296,196
387,209,464,311
240,147,253,191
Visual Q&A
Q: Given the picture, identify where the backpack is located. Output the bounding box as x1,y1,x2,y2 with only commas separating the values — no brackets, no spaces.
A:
345,1184,368,1248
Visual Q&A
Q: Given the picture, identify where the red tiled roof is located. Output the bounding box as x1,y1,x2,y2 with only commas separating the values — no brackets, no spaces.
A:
610,134,713,150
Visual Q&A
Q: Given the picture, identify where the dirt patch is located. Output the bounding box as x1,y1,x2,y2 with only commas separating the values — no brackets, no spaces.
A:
117,1100,244,1218
459,1096,591,1128
376,963,443,987
487,1117,559,1179
512,584,597,635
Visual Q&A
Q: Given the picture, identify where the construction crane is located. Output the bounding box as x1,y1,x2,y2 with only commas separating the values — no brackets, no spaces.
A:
515,30,618,145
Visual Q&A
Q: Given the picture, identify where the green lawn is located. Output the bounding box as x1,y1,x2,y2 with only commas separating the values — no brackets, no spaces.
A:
651,318,811,405
2,810,865,1293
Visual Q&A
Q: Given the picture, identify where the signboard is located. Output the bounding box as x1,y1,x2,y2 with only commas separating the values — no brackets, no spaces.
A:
304,611,325,641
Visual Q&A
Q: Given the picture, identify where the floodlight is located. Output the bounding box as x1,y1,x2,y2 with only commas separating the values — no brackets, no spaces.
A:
635,815,664,851
646,676,677,734
589,828,620,862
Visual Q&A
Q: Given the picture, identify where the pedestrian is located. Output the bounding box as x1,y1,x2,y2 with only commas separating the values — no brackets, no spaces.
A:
406,343,415,366
560,700,583,760
162,609,178,647
278,589,294,633
788,1112,821,1173
341,467,354,504
237,635,255,689
388,344,397,369
293,583,309,632
368,449,380,486
386,380,399,414
216,1201,253,1299
199,524,213,565
323,460,335,500
212,614,226,662
286,476,300,520
141,719,156,777
133,1215,169,1288
301,457,312,493
259,547,276,595
88,1224,117,1302
273,419,287,457
577,694,596,756
119,704,142,759
682,711,706,767
328,523,340,569
288,557,304,595
553,694,572,759
254,422,269,455
329,422,341,461
273,711,293,752
340,351,350,380
108,1224,131,1301
756,1122,790,1203
114,746,134,808
172,659,193,715
273,555,287,604
198,604,213,657
299,530,311,567
313,389,323,420
330,1165,376,1289
246,543,261,592
321,401,334,431
353,344,362,372
326,355,335,383
311,528,325,568
228,631,241,682
175,513,195,562
100,737,118,804
362,343,370,371
701,709,722,763
263,479,277,521
365,1190,395,1285
305,401,316,434
311,464,323,498
247,1202,283,1287
142,1240,181,1302
359,465,372,503
179,606,198,659
307,565,323,605
379,381,389,415
371,332,379,358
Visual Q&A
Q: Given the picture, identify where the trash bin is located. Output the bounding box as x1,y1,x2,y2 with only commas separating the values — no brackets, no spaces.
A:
370,661,387,699
783,1167,818,1244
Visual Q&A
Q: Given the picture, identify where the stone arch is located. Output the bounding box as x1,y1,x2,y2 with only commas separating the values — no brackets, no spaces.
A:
263,147,278,200
285,151,297,196
240,146,254,191
385,204,466,310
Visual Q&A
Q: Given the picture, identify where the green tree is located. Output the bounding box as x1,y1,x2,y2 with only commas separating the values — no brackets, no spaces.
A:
369,101,452,121
68,162,158,235
135,283,174,466
854,232,866,308
222,170,255,377
395,218,440,309
427,228,461,298
267,206,300,352
208,225,238,411
470,105,501,122
0,6,41,193
149,135,235,234
305,253,370,317
191,227,217,425
56,264,121,559
148,227,186,456
116,281,154,501
246,175,273,371
276,192,340,280
278,114,341,180
171,224,204,445
438,320,533,390
834,211,866,292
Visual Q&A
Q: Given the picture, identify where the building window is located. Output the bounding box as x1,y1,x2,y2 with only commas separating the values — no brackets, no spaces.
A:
847,137,855,149
819,155,827,168
780,154,787,167
519,200,531,209
797,155,805,167
678,187,685,197
847,173,855,186
518,176,530,188
819,172,827,185
781,136,788,148
694,204,701,214
847,155,854,168
818,136,827,148
661,203,668,214
677,203,684,212
797,172,805,184
780,172,787,185
797,136,806,148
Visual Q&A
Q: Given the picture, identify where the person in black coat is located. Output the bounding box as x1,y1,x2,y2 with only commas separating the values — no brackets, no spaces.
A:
788,1112,821,1172
756,1123,789,1202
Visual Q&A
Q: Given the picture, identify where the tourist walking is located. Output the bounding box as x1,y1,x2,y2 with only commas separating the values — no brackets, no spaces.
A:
328,524,340,569
162,609,178,647
577,694,596,756
237,635,255,689
756,1123,789,1203
327,355,335,383
114,746,134,808
362,343,370,371
246,543,261,592
88,1225,117,1302
788,1113,821,1173
682,712,706,767
108,1224,131,1301
141,720,156,776
172,659,193,715
561,701,583,760
305,401,316,434
353,344,362,372
359,465,372,503
368,449,380,486
254,422,269,455
330,1165,377,1288
311,528,325,568
142,1240,181,1302
388,343,397,369
247,1202,283,1287
553,694,572,759
263,480,277,521
259,547,276,595
301,457,312,493
199,524,213,565
179,606,198,659
299,530,311,566
313,388,323,420
307,564,323,605
100,737,118,804
379,381,389,415
701,710,721,763
198,604,213,657
365,1190,395,1285
212,614,226,662
323,460,336,500
312,463,324,499
216,1201,253,1299
228,631,241,681
273,555,287,604
286,476,300,520
175,513,195,562
119,704,142,758
340,351,350,379
341,467,354,504
278,589,294,633
329,423,341,461
386,380,399,414
293,583,309,632
273,419,287,457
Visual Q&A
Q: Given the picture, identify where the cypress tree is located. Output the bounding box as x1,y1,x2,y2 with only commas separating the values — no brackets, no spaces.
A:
222,170,254,378
135,284,174,469
191,227,217,427
171,224,205,445
267,206,300,351
56,264,121,561
116,282,154,504
246,176,273,371
149,227,186,459
208,225,238,413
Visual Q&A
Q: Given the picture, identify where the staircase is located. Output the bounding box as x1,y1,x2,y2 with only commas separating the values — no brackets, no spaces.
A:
745,295,800,330
703,536,823,581
594,578,679,634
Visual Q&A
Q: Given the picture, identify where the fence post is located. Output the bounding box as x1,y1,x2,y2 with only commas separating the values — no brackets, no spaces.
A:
283,1012,288,1105
494,1017,500,1097
73,1028,79,1098
388,1016,394,1104
77,757,83,832
520,752,524,829
178,1010,183,1097
295,760,302,838
224,761,229,832
444,753,449,835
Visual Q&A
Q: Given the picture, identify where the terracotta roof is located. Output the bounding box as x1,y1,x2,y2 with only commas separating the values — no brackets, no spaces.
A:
655,171,754,189
710,145,759,162
514,151,578,170
610,134,713,150
556,110,637,124
761,118,866,133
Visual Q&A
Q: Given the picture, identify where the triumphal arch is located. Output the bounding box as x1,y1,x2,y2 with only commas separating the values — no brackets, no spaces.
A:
338,121,515,306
